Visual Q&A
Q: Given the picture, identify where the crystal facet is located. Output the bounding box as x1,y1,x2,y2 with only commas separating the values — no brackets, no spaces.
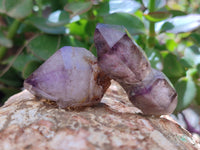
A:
24,46,110,108
94,23,177,115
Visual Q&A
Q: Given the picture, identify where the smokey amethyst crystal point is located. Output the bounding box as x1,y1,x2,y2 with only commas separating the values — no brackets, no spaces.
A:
24,46,110,108
94,23,177,115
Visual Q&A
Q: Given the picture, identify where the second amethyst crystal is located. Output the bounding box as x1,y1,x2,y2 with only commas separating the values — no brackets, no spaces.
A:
94,24,177,115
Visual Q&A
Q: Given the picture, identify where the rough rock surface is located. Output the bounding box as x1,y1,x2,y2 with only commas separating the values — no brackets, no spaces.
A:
0,81,199,150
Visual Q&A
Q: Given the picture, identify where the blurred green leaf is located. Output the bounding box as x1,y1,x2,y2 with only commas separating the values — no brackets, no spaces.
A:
0,31,12,48
27,35,61,60
169,10,187,17
47,0,69,11
134,34,147,49
64,1,92,17
23,61,42,79
195,85,200,105
0,68,23,87
163,53,184,78
27,35,86,60
85,20,97,36
47,10,70,26
68,19,88,37
175,76,196,112
197,64,200,75
180,58,194,69
28,16,67,34
166,39,178,52
0,0,32,19
134,10,144,20
144,11,171,22
4,54,39,72
104,12,145,35
60,36,86,48
184,45,200,66
95,2,109,16
159,22,174,33
190,33,200,46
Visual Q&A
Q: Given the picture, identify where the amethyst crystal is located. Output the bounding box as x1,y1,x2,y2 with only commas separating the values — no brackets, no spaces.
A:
94,24,177,115
24,46,110,108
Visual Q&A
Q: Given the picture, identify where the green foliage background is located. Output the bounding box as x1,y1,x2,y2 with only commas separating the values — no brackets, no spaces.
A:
0,0,200,113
